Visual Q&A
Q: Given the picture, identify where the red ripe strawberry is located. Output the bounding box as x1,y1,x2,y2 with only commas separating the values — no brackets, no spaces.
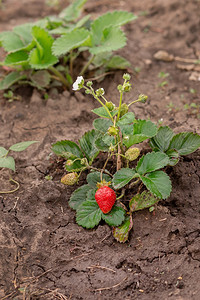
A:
95,186,116,214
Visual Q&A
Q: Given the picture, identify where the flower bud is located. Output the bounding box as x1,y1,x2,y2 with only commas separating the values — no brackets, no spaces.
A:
108,126,119,136
85,89,92,94
117,84,123,92
123,73,131,81
124,82,132,92
61,172,78,185
125,147,140,161
138,94,148,103
86,81,93,87
96,88,105,97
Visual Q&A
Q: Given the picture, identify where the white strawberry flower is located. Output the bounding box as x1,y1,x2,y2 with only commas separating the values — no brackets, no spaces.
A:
72,76,84,91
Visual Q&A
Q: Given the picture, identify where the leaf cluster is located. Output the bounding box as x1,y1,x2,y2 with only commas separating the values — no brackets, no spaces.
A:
69,172,126,229
0,0,137,92
0,141,38,171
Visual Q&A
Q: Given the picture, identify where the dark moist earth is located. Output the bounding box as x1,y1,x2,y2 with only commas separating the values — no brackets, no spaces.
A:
0,0,200,299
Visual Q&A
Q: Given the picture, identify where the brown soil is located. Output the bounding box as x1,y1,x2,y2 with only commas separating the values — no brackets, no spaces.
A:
0,0,200,299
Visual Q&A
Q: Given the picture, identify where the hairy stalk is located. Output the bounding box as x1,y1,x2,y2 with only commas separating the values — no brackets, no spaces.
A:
80,55,94,76
87,71,114,81
49,66,70,88
69,50,74,78
84,86,114,122
101,95,108,103
100,153,112,182
116,188,125,200
117,77,128,121
88,165,113,177
117,90,123,122
129,178,140,188
117,144,122,171
128,98,142,107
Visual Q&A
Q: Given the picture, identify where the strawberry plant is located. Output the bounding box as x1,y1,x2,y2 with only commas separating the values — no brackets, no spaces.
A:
0,0,137,93
51,74,200,242
0,141,38,193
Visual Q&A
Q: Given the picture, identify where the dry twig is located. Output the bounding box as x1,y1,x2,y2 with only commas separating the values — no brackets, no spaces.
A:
87,265,116,273
94,276,128,291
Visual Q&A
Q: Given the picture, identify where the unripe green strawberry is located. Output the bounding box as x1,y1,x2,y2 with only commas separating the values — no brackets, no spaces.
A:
125,147,140,161
95,186,116,214
108,126,119,136
119,103,129,117
61,172,78,185
105,101,115,111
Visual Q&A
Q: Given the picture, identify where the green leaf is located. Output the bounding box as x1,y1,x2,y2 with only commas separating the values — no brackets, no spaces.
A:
34,18,49,29
79,129,99,162
59,0,87,21
69,184,92,210
129,191,159,212
0,31,26,52
29,26,58,69
112,168,136,189
0,72,27,90
4,50,29,66
52,28,90,56
102,206,125,226
113,215,133,243
120,124,133,137
95,133,115,151
102,134,115,146
117,112,135,135
92,52,112,68
86,188,96,201
51,140,83,159
105,55,131,69
165,149,179,166
169,132,200,155
86,171,111,188
65,159,84,172
0,147,8,157
123,119,158,147
92,106,118,119
140,171,172,199
117,112,135,126
0,24,34,53
74,14,91,29
9,141,38,152
30,70,51,88
90,27,126,55
13,23,33,46
91,11,137,45
76,201,102,229
93,118,112,133
95,136,111,152
150,126,174,152
0,156,15,171
136,152,170,175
